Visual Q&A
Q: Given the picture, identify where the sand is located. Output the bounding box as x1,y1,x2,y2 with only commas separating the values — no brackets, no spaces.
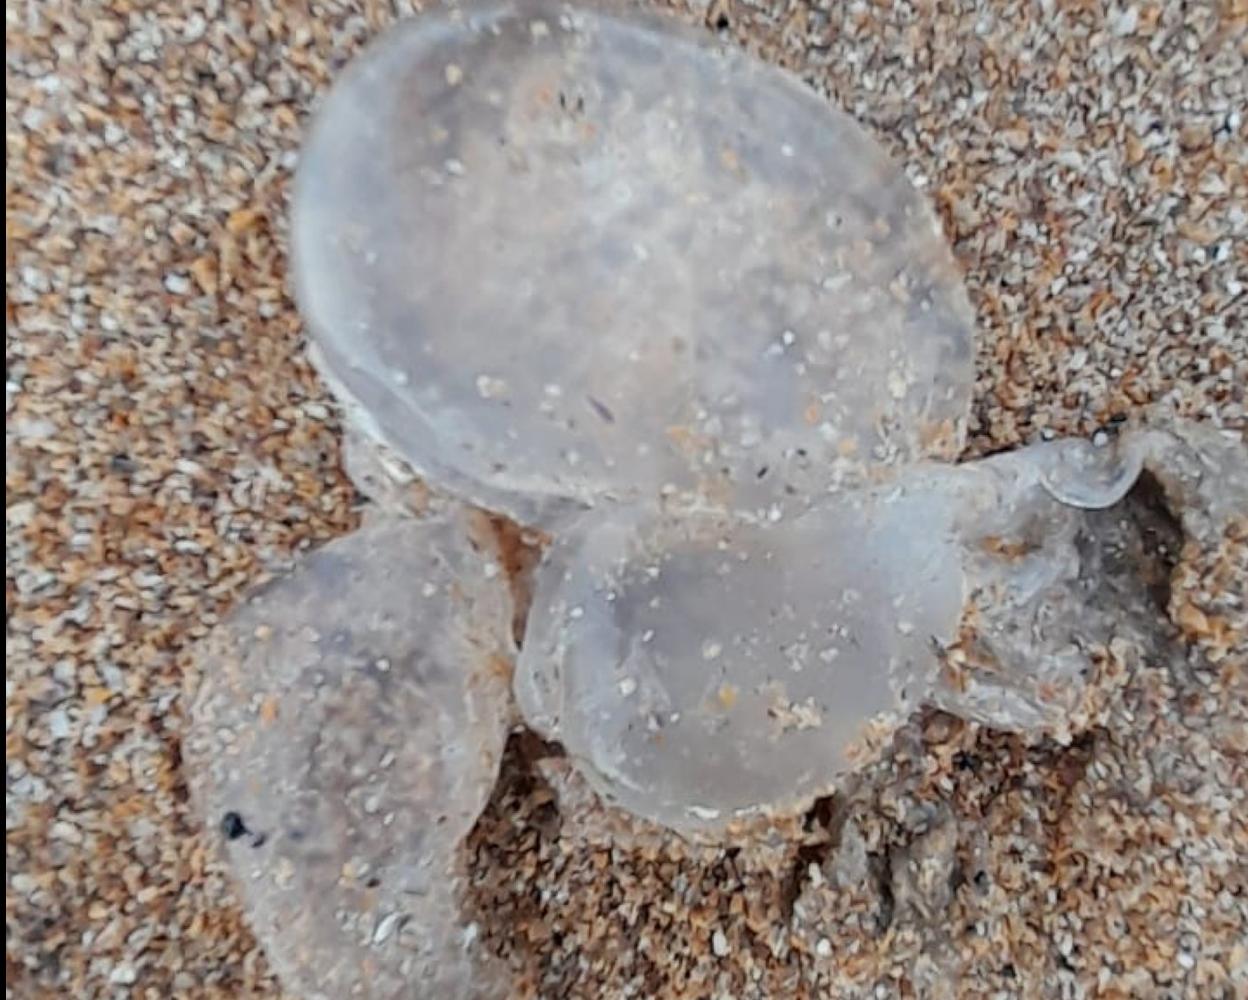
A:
6,0,1245,997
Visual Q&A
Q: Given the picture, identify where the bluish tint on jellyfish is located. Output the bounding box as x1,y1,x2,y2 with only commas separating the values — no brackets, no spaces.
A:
292,0,976,528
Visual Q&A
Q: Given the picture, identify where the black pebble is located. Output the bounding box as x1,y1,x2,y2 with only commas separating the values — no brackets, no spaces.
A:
220,811,248,840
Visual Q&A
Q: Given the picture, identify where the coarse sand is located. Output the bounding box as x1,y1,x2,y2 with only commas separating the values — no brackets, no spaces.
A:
6,1,1246,997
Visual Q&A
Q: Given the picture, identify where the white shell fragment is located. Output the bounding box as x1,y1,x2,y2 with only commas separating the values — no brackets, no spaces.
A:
293,0,975,526
184,513,515,999
516,425,1247,839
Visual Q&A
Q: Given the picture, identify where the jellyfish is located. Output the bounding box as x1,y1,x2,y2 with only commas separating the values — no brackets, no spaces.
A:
184,2,1247,995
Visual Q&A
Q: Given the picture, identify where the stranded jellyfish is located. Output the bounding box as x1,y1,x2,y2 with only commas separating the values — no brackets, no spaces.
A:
185,513,514,999
290,0,976,527
515,427,1243,839
185,2,1248,995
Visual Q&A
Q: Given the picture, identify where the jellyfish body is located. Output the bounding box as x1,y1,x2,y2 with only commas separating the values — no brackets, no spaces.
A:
292,0,976,527
188,0,1248,994
516,432,1242,839
185,513,514,999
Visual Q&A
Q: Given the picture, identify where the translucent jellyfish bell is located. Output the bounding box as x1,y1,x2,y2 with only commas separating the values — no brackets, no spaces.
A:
515,426,1246,840
185,514,515,1000
293,0,975,526
515,483,967,838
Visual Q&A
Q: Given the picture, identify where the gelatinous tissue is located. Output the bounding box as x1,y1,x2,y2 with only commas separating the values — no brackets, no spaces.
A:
185,3,1247,995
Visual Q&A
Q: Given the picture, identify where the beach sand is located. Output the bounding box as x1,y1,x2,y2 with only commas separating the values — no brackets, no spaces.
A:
6,1,1245,996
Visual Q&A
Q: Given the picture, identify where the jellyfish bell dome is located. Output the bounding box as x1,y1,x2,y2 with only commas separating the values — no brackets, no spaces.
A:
292,0,976,527
185,514,515,999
